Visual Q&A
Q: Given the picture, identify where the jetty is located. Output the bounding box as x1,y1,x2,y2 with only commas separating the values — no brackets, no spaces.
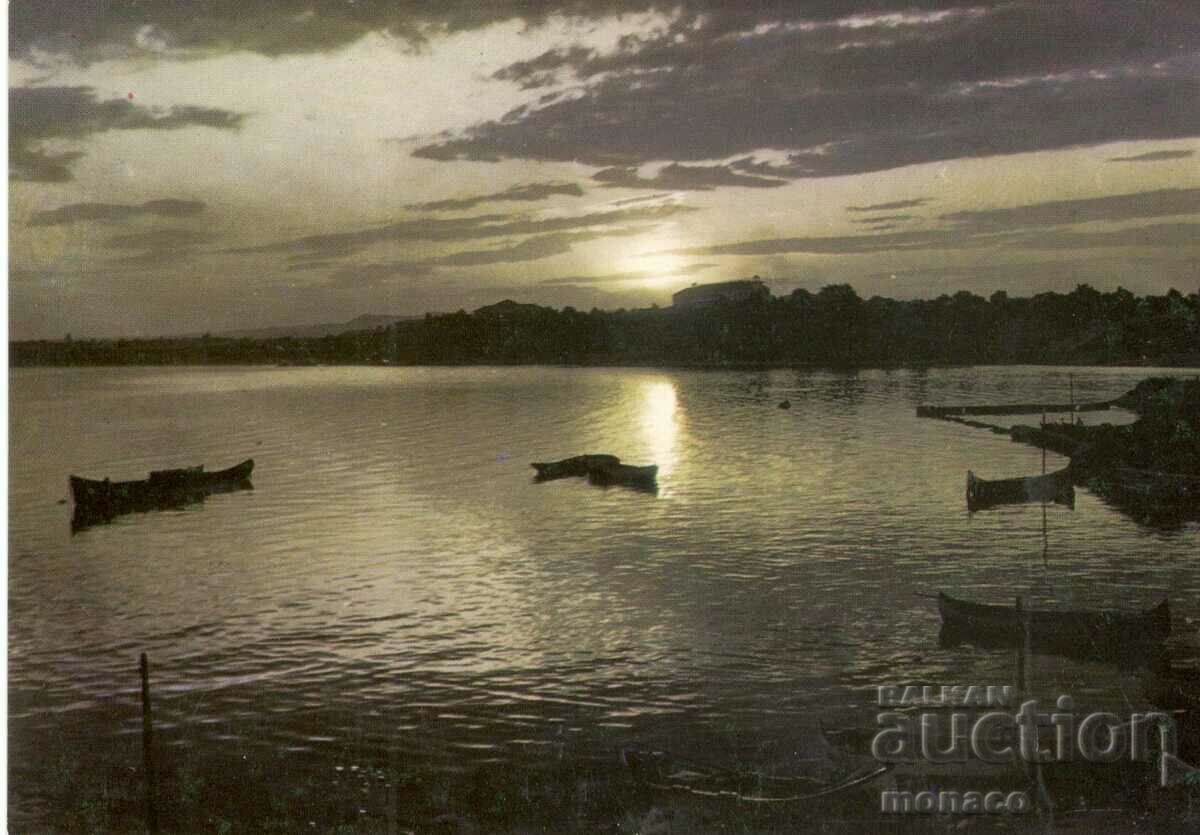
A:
919,377,1200,520
916,399,1114,419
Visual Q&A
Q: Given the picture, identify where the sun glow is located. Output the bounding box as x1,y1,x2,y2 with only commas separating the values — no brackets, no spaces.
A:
640,381,679,476
629,253,688,288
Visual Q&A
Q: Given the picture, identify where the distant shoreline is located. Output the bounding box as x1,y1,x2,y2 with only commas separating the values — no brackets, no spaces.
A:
12,285,1200,370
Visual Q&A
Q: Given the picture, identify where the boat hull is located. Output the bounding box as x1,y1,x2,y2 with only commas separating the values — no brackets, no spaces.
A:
531,455,620,481
966,467,1075,511
587,462,658,488
69,459,254,528
937,592,1169,661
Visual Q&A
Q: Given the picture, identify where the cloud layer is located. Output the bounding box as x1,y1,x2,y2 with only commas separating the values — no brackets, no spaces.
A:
10,86,244,181
28,199,206,226
405,182,584,212
414,3,1200,180
8,1,1200,338
668,188,1200,257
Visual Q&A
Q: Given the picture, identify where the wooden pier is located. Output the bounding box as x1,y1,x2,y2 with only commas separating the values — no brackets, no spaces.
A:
916,400,1114,419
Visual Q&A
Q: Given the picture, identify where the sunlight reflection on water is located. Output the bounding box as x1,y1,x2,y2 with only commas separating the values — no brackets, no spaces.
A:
7,364,1199,818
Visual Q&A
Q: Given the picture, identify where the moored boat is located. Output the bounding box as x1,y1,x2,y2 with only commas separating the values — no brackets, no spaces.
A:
530,454,620,481
530,453,658,491
966,466,1075,511
69,459,254,525
586,461,658,488
937,592,1170,661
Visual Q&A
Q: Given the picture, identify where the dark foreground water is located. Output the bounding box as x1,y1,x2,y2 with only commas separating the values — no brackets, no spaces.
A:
9,365,1200,831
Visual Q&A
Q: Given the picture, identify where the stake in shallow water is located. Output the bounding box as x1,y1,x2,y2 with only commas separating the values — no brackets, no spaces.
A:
140,652,158,834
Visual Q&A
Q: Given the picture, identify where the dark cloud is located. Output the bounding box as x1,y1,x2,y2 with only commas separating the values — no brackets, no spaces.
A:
109,248,201,268
233,203,697,261
415,3,1200,180
405,181,584,212
11,148,85,183
104,228,218,249
493,46,596,89
850,214,913,224
88,226,223,271
610,192,673,207
669,229,972,258
10,86,244,181
100,228,220,269
430,228,644,266
1017,222,1200,251
670,222,1200,259
10,2,995,62
29,198,206,226
938,187,1200,230
1107,149,1195,162
667,189,1200,259
592,163,787,190
847,199,930,212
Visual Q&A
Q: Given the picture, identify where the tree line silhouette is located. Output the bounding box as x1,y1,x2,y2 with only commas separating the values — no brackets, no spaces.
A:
11,284,1200,368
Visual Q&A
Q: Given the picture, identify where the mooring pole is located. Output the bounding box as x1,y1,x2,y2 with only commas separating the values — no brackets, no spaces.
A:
140,653,159,834
1040,412,1047,474
1042,503,1049,567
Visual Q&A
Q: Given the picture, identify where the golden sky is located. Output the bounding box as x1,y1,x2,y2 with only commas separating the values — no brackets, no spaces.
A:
9,1,1200,338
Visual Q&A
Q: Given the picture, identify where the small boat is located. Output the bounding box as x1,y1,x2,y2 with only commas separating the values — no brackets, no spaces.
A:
530,454,620,481
966,467,1074,511
586,461,658,488
937,592,1170,661
70,459,254,526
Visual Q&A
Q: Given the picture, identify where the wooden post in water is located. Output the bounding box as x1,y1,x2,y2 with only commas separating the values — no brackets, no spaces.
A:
1040,412,1047,474
140,653,159,834
1042,503,1049,567
387,741,399,835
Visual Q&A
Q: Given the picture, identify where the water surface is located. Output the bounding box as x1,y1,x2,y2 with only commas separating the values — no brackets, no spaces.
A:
9,365,1199,825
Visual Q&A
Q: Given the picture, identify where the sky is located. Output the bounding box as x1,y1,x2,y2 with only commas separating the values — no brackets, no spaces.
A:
7,0,1200,339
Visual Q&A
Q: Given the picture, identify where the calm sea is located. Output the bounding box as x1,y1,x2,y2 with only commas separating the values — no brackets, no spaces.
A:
9,365,1199,826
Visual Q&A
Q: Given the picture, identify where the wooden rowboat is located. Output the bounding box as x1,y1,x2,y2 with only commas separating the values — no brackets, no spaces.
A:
530,454,657,491
586,461,658,488
966,467,1074,511
70,459,254,526
530,455,620,481
938,592,1170,660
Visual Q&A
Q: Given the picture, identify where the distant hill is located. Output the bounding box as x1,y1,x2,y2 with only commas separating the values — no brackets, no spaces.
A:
208,314,422,340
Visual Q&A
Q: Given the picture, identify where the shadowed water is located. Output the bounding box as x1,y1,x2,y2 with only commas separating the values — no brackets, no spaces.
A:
9,365,1199,825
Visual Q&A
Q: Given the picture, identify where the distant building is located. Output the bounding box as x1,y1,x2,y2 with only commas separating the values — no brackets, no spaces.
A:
672,277,771,309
